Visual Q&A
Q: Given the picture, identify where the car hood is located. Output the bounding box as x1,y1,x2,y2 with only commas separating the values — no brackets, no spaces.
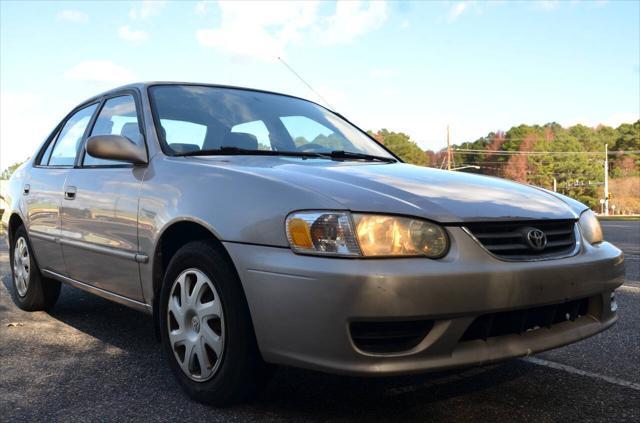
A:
190,156,582,223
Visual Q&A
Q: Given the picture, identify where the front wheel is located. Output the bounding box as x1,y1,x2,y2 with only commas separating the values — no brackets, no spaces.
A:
159,240,272,406
10,225,60,311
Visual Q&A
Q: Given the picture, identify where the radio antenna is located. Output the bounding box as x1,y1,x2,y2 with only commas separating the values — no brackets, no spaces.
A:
277,56,334,110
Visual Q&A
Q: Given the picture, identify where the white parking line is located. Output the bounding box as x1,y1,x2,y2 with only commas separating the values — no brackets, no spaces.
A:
523,357,640,391
385,357,640,397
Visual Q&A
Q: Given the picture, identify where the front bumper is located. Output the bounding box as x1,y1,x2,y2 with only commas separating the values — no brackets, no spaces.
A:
224,227,625,376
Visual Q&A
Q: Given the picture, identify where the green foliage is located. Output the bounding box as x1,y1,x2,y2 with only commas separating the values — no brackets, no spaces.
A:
371,129,427,166
292,134,352,151
1,161,25,180
453,120,640,209
613,121,640,151
312,134,352,151
293,136,309,147
529,135,601,206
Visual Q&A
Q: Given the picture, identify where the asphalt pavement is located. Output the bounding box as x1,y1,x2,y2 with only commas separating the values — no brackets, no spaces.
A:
1,221,639,422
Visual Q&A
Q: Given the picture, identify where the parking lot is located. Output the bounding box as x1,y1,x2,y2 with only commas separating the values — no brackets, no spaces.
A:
1,221,638,422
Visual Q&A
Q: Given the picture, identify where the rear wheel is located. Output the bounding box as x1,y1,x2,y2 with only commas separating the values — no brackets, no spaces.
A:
159,240,272,406
10,225,60,311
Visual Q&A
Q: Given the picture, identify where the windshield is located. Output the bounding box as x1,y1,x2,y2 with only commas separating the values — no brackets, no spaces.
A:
148,85,394,159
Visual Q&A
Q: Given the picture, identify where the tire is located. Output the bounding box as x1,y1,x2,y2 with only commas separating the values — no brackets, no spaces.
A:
159,240,272,406
10,225,61,311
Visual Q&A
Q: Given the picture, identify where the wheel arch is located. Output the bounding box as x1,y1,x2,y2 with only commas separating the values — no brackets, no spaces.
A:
7,212,25,248
150,219,253,340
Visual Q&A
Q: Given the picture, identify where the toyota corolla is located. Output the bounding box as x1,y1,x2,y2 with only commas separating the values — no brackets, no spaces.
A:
2,82,625,405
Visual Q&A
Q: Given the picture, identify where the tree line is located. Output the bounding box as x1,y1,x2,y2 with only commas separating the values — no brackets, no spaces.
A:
2,121,638,212
370,120,639,213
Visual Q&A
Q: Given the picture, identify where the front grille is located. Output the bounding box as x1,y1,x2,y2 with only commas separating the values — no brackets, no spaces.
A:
460,297,591,342
465,220,577,260
350,320,434,354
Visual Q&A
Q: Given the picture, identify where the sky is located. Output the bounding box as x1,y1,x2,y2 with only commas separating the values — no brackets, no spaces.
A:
1,0,639,170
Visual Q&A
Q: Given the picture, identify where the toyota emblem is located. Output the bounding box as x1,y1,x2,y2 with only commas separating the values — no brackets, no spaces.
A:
526,228,547,251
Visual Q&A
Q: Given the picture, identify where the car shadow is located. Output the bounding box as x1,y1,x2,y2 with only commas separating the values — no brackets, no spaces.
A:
1,274,533,421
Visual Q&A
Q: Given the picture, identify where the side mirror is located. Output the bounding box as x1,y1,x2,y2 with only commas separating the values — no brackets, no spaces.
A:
86,135,147,165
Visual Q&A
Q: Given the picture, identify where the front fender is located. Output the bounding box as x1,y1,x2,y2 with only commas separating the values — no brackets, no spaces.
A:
136,155,345,305
138,156,344,250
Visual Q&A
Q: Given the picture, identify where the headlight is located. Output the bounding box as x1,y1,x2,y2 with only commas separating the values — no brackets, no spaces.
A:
285,211,360,256
285,211,449,258
578,209,603,245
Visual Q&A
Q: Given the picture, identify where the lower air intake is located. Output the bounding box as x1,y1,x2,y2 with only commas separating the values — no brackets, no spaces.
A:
350,320,434,354
460,297,591,342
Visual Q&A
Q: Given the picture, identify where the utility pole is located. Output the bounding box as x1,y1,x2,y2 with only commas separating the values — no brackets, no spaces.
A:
553,177,557,192
446,125,452,171
604,144,609,216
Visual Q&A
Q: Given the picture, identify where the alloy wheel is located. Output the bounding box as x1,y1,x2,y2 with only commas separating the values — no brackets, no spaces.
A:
13,237,30,297
167,268,225,382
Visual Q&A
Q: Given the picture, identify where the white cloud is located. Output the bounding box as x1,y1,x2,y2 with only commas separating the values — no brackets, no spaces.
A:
195,0,214,16
129,0,166,20
118,25,150,44
196,1,387,62
536,1,560,11
400,19,411,29
197,1,320,62
0,92,54,170
447,2,468,23
57,9,88,23
64,60,136,84
316,1,387,45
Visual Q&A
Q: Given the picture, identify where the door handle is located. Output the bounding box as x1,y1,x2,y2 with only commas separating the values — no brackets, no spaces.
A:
64,186,77,200
23,184,30,195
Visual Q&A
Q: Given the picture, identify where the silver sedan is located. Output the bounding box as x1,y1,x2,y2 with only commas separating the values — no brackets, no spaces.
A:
2,82,625,406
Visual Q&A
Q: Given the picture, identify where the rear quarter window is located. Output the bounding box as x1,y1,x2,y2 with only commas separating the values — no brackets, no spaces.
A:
46,103,98,166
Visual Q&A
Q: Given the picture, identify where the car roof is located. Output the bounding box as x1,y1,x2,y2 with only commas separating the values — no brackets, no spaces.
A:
79,81,327,111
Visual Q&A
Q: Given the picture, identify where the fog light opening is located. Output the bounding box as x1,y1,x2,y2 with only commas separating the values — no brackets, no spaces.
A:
610,292,618,312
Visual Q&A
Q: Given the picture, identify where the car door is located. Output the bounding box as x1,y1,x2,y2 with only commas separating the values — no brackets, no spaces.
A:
59,93,147,301
25,103,99,275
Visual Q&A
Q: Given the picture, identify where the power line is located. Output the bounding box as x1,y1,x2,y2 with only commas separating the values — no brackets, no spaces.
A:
453,159,604,164
453,148,640,155
415,137,637,144
456,138,638,143
454,163,601,175
453,155,606,160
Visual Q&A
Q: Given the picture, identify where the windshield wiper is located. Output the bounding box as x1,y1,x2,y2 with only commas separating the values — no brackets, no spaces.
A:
322,150,397,163
180,146,396,163
180,146,324,159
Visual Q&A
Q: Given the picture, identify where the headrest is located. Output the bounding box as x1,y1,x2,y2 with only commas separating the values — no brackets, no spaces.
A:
223,132,258,150
169,143,201,154
92,120,114,136
120,122,140,142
